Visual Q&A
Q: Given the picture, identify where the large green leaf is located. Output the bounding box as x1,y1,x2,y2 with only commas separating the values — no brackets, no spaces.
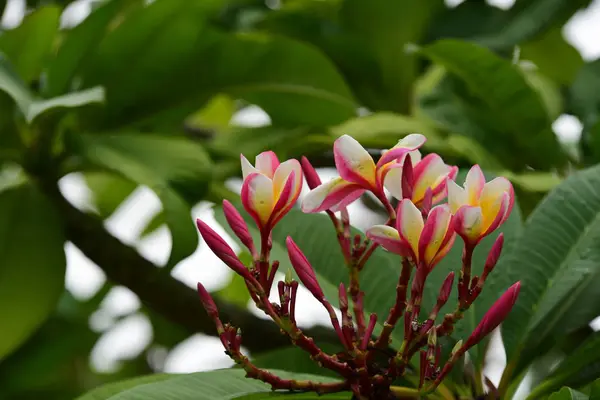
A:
68,133,212,269
85,172,138,219
418,39,565,170
81,0,354,129
0,182,66,360
250,345,342,378
75,374,174,400
105,369,347,399
0,5,60,83
548,387,589,400
339,0,444,113
0,56,34,117
44,0,139,97
474,0,591,51
487,164,600,377
527,333,600,398
26,86,105,124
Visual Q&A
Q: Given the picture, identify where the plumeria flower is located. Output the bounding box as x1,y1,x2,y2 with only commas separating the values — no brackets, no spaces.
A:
447,165,514,245
240,151,303,233
383,150,458,207
302,134,426,213
366,199,456,270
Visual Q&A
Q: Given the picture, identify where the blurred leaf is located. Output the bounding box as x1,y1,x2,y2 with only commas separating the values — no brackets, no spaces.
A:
590,379,600,399
419,39,565,170
69,133,212,268
0,182,66,361
474,0,591,51
138,211,166,240
339,0,445,113
522,67,563,121
0,55,34,116
103,369,346,399
215,269,252,309
520,27,584,85
82,0,355,129
44,0,139,97
75,374,174,400
528,332,600,398
85,172,137,218
485,164,600,379
548,387,589,400
27,86,105,124
0,5,60,83
568,60,600,163
186,94,235,133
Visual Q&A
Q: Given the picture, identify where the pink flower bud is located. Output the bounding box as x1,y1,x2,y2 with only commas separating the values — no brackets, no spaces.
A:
360,314,377,350
401,154,414,200
222,200,255,255
483,233,504,279
301,156,322,190
197,282,219,318
464,282,520,350
196,219,252,281
421,187,433,215
285,236,325,301
338,283,348,311
437,271,455,307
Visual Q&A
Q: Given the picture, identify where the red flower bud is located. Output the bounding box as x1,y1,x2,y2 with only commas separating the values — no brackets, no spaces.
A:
222,200,255,255
197,282,219,318
301,156,322,190
360,314,377,350
338,283,349,311
464,282,520,350
196,219,252,281
483,233,504,280
401,153,414,200
437,272,455,308
285,236,325,301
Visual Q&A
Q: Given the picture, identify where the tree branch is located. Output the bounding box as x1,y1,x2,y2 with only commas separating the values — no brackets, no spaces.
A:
40,179,337,353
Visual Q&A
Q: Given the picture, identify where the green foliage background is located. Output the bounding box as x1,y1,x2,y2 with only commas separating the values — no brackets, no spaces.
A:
1,0,600,398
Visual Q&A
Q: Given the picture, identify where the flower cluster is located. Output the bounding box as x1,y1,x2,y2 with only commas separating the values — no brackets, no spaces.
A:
195,134,520,399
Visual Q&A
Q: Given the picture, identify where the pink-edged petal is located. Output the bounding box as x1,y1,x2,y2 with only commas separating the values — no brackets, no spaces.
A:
454,205,484,243
334,135,377,188
412,154,450,205
482,192,510,237
273,159,303,201
241,154,259,179
270,171,296,227
480,177,513,222
447,178,468,214
383,163,404,200
465,165,486,205
241,172,274,227
302,177,363,213
255,151,280,178
430,229,456,269
397,199,424,261
377,134,426,167
418,204,453,266
330,187,365,212
366,225,410,255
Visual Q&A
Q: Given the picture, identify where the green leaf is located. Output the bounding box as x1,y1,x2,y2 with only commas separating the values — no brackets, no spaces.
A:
69,133,212,269
548,387,589,400
82,0,354,128
85,172,137,219
418,39,565,170
488,164,600,374
105,369,346,399
0,5,60,83
0,55,34,116
0,182,66,360
26,86,105,124
520,27,584,85
250,345,342,378
528,332,600,398
75,374,174,400
590,379,600,399
474,0,591,51
215,266,252,309
44,0,139,97
339,0,445,113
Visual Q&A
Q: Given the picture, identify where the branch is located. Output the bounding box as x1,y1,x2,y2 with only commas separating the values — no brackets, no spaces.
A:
40,179,337,353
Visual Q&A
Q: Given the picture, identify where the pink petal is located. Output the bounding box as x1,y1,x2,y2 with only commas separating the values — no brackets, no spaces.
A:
241,154,258,179
411,154,450,205
366,225,410,256
465,165,486,205
377,134,426,167
454,205,484,243
302,177,364,213
241,172,274,228
396,199,424,261
334,135,377,188
418,204,453,266
270,171,297,227
255,151,280,178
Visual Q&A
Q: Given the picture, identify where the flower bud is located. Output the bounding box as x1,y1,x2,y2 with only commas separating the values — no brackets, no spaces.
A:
301,156,322,190
338,283,349,311
401,154,414,200
450,340,463,358
196,219,252,281
222,200,255,255
464,282,520,350
360,314,377,350
437,272,455,308
286,236,325,301
197,282,219,318
483,233,504,280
